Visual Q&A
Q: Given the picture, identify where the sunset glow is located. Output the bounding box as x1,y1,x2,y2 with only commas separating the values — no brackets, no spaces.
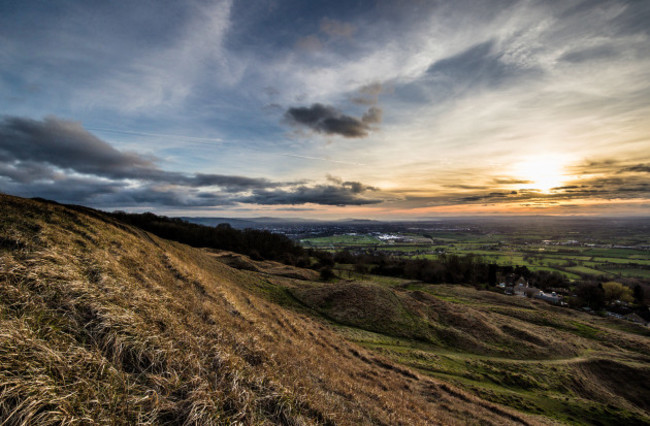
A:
1,1,649,218
513,156,568,192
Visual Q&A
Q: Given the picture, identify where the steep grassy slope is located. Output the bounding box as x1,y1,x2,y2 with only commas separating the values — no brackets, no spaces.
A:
0,194,539,425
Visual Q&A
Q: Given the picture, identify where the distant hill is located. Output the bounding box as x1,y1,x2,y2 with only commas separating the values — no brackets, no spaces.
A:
180,216,261,228
0,194,540,425
181,216,321,228
180,216,383,228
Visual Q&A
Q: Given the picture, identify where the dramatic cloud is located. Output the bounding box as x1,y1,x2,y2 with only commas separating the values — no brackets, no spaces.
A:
2,1,650,216
239,183,381,206
397,173,650,209
188,174,277,191
326,174,378,192
569,160,650,177
285,103,381,138
0,116,154,180
0,116,278,189
0,116,381,208
621,164,650,174
492,178,533,185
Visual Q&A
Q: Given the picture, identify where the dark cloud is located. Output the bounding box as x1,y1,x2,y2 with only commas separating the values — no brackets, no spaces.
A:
0,116,281,190
239,183,381,206
0,173,236,208
326,174,378,193
241,174,380,206
551,185,581,190
444,184,490,190
2,177,123,205
569,160,650,177
98,187,234,208
0,160,60,183
284,103,381,138
0,115,383,208
186,174,278,192
621,164,650,173
393,169,650,208
459,191,513,202
0,116,155,180
493,178,533,185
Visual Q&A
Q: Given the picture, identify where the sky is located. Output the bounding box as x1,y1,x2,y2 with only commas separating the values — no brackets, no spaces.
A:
1,0,649,219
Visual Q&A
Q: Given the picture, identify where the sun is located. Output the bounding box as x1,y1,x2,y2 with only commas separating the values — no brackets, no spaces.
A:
513,155,567,192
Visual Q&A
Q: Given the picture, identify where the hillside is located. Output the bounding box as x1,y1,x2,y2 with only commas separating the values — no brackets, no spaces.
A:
188,229,650,422
290,282,650,424
0,194,541,425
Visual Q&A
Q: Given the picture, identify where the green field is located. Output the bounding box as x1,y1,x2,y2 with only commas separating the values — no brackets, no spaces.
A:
298,226,650,281
566,265,610,276
301,234,381,247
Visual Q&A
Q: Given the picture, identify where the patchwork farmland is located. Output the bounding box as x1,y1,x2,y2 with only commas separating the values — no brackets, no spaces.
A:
298,217,650,281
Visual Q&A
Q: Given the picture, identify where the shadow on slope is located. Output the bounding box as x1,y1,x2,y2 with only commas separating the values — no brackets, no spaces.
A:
206,249,319,281
572,358,650,413
290,281,583,359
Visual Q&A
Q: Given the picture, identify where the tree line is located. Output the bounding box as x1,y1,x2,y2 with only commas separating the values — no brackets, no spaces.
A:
109,211,310,266
106,210,648,316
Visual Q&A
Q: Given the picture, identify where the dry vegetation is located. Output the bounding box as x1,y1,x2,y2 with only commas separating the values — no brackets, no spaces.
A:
291,281,650,424
216,240,650,424
0,194,545,425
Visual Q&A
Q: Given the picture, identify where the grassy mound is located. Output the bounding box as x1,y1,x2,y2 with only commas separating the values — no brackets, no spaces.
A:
323,283,650,424
290,281,588,359
291,282,429,339
207,250,320,281
0,194,536,425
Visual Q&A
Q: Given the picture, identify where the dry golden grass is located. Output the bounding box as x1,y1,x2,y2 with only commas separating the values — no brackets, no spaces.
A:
204,246,650,422
205,250,320,281
0,194,546,425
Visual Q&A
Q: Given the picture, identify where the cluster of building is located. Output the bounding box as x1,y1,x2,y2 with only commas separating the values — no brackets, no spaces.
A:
499,279,564,304
498,280,649,327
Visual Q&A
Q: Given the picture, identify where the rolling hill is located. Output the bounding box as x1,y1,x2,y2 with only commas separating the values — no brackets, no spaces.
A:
1,193,649,425
0,194,539,425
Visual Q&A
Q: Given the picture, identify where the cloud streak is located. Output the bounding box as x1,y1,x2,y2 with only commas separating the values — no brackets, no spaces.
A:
2,1,650,216
1,115,647,214
0,116,381,208
239,183,381,206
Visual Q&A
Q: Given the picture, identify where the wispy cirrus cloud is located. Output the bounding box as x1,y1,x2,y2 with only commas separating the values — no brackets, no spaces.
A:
1,1,650,216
